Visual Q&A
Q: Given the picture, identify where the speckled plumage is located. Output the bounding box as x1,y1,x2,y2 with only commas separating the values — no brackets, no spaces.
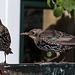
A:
21,29,75,61
0,19,13,63
37,29,75,52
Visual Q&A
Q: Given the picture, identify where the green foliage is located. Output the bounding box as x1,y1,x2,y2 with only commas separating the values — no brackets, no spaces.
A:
56,0,63,5
53,6,64,17
63,0,75,13
47,52,52,57
42,52,52,62
47,0,75,18
47,0,51,7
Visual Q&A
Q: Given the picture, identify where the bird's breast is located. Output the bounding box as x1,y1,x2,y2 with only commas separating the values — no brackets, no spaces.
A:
36,40,73,52
36,40,61,52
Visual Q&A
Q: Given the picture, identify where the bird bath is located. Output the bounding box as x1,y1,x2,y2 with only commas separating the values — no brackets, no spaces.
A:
3,62,75,75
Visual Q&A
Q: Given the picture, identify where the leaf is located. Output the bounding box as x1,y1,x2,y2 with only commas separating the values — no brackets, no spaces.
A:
52,0,56,4
47,52,52,57
53,6,64,17
44,57,51,61
56,0,63,5
41,60,45,62
63,0,75,13
47,0,51,7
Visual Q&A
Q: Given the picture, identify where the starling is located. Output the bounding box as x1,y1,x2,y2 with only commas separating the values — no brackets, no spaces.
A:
21,29,75,62
0,19,13,63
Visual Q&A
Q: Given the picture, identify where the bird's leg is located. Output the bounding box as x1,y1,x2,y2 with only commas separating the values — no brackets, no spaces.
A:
46,52,60,62
4,52,6,64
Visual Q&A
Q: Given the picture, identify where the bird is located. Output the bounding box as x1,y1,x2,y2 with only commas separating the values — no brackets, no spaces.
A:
21,29,75,62
0,19,13,63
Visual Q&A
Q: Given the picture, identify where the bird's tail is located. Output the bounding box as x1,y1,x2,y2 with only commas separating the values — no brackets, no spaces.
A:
59,37,75,45
6,48,13,55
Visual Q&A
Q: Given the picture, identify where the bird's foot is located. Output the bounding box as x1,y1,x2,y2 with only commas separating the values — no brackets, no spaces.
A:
0,61,7,65
4,61,6,64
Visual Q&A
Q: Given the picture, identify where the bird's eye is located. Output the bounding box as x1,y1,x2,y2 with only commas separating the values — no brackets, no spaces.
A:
32,32,35,34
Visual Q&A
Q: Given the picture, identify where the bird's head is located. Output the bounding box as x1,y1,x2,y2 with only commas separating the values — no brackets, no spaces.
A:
21,29,43,40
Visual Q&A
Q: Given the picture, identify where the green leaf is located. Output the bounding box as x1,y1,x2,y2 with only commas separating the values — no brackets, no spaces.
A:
53,6,64,17
44,57,51,61
56,0,63,5
47,0,51,7
63,0,75,13
47,52,52,57
70,9,75,18
52,0,56,4
41,60,45,62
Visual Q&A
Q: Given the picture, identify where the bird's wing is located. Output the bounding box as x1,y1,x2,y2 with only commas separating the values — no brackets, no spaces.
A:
4,26,11,43
39,30,75,45
55,36,75,45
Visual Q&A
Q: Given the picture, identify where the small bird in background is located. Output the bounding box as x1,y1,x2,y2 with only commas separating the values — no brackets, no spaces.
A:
0,19,13,63
21,29,75,62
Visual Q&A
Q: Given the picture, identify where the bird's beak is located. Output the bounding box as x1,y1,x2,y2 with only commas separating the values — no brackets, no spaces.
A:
21,32,29,35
